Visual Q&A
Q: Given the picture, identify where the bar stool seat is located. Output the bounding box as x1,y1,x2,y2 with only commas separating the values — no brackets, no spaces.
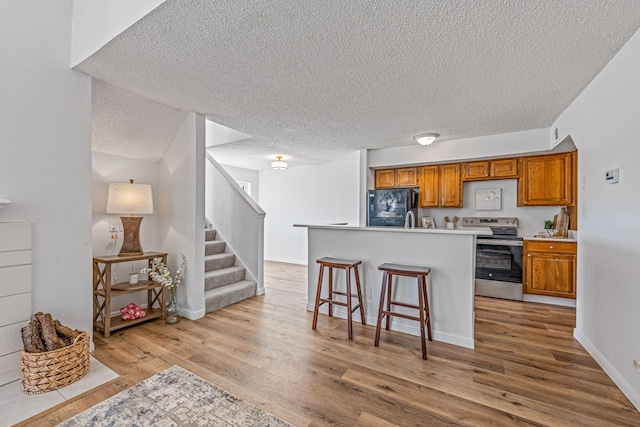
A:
312,257,366,340
374,263,432,360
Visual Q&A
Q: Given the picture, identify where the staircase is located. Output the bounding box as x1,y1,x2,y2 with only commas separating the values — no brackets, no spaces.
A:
204,230,257,313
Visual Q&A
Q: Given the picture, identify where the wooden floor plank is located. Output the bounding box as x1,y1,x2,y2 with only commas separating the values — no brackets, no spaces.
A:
18,261,640,426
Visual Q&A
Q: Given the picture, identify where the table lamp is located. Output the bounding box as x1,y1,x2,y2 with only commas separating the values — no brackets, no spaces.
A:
106,179,154,256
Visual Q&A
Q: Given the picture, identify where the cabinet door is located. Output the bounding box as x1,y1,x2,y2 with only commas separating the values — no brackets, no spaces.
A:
375,169,395,189
419,166,439,207
524,252,576,298
396,167,417,187
519,152,574,206
439,164,462,207
462,161,490,181
490,158,518,178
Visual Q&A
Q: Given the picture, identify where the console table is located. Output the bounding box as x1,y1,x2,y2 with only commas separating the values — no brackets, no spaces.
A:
93,251,168,337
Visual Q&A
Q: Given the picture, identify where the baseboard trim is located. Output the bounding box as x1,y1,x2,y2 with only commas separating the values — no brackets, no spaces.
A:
305,304,474,350
574,327,640,412
265,257,307,265
181,307,205,320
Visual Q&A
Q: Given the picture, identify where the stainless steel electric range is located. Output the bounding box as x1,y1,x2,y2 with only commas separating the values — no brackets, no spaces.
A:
463,217,523,301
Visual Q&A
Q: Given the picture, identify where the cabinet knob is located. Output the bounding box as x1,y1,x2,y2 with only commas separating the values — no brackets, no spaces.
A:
549,246,554,249
524,201,528,205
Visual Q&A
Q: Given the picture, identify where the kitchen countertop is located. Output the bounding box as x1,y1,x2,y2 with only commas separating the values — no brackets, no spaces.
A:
294,223,492,236
519,229,577,242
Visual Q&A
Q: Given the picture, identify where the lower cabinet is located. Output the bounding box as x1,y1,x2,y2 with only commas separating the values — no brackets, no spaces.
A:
523,241,576,299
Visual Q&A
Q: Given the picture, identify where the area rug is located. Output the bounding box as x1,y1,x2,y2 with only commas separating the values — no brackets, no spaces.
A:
57,365,293,426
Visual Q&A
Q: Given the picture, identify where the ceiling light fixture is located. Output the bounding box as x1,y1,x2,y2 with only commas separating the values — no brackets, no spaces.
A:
271,155,288,170
414,133,440,146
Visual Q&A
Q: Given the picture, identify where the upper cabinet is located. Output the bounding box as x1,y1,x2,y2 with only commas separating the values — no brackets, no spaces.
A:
374,169,395,188
376,150,575,209
418,164,462,208
518,152,575,206
375,167,417,189
462,158,518,181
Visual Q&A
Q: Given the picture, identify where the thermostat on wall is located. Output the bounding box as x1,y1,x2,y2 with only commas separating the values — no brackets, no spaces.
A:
605,168,619,184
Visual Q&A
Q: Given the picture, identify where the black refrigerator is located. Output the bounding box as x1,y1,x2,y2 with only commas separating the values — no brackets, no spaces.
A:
367,189,418,227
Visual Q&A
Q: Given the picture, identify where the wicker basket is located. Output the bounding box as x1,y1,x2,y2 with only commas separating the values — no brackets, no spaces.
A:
20,331,90,394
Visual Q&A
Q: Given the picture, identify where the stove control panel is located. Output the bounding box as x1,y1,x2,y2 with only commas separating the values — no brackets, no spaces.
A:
462,217,518,227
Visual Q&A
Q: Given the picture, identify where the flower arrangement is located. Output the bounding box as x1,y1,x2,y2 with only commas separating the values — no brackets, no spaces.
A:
143,254,187,291
141,254,187,324
120,303,146,320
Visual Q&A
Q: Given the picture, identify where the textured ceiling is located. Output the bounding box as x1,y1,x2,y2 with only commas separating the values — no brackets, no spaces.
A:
80,0,640,170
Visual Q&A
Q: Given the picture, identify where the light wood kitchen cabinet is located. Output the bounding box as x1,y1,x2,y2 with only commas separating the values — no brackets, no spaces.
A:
375,168,417,188
418,166,439,207
396,167,418,187
518,152,575,206
462,158,518,181
523,241,576,299
374,169,396,188
418,164,462,208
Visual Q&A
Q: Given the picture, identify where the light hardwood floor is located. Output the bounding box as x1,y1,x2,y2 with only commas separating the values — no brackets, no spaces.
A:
19,261,640,426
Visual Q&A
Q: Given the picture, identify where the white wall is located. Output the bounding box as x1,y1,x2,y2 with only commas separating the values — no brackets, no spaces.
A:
158,113,206,320
220,164,260,202
420,179,561,234
260,152,361,264
369,128,550,168
552,28,640,409
0,1,92,334
71,0,165,66
92,152,161,311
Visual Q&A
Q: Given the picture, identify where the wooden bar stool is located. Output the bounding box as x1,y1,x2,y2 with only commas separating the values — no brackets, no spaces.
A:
312,257,366,340
374,263,432,360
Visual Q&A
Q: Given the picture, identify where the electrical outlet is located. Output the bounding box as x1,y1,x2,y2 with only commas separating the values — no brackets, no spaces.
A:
634,358,640,372
365,287,372,299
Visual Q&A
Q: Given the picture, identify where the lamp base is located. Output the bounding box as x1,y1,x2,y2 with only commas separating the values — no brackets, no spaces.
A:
118,216,144,256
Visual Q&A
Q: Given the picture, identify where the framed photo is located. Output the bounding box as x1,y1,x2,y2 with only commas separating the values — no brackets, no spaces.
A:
421,216,436,229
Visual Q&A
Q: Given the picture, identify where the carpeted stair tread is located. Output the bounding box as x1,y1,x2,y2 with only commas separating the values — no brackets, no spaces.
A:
205,229,217,242
205,240,226,256
205,266,247,291
205,280,257,313
205,253,236,272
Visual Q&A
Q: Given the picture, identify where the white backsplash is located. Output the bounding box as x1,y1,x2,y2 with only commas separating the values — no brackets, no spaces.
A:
418,179,564,234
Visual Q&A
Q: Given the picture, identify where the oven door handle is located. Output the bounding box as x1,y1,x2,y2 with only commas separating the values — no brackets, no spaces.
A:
476,239,523,247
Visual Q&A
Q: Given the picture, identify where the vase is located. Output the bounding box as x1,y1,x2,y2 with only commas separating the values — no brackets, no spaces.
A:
165,290,181,324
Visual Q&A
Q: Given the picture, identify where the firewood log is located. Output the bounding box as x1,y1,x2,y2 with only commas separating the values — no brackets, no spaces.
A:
35,312,66,351
21,319,46,353
54,320,80,346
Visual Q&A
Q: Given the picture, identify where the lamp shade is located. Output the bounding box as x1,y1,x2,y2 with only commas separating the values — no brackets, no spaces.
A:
106,181,154,215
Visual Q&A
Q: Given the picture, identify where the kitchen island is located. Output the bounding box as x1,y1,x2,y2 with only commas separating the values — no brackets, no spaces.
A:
295,224,490,349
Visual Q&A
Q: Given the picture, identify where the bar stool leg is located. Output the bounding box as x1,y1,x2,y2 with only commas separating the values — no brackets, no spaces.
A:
354,265,366,325
346,266,353,340
374,271,388,347
385,273,393,331
327,267,333,317
312,264,325,330
417,274,427,360
422,275,432,340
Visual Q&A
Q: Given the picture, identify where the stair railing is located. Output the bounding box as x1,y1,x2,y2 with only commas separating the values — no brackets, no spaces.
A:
205,153,266,294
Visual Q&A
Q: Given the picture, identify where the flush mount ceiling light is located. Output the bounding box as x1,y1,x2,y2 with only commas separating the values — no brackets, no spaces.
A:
414,133,440,146
271,155,288,170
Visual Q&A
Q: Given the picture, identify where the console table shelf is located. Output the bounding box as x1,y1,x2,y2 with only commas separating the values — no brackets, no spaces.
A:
93,251,168,337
